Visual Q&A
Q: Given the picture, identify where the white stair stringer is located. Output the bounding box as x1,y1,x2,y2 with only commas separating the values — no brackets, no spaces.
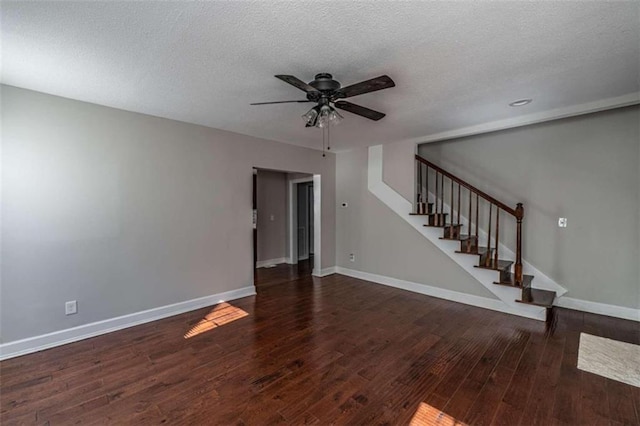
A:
367,145,555,321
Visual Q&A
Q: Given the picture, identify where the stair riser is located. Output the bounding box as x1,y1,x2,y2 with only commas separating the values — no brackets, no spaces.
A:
428,214,447,227
415,202,434,215
443,226,462,239
459,237,478,254
479,251,494,267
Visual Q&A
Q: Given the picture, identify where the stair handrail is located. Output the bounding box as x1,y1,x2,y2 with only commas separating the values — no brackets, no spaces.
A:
415,155,516,216
415,154,525,288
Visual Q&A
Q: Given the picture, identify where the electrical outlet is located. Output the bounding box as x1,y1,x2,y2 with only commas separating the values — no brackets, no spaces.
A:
349,253,355,262
65,300,77,315
558,217,568,228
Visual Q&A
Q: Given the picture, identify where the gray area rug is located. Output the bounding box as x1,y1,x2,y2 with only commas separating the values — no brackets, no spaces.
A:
578,333,640,387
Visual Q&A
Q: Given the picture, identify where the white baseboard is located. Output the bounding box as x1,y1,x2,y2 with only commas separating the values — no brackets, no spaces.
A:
313,266,337,277
256,257,288,268
335,267,546,321
555,296,639,322
0,286,256,361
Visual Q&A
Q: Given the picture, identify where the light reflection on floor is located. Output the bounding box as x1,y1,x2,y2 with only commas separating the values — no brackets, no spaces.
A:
409,402,466,426
184,302,249,339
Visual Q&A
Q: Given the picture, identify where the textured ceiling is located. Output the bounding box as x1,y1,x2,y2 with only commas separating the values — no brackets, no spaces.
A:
2,1,639,151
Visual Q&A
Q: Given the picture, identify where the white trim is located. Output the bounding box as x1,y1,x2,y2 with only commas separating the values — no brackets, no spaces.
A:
256,257,288,268
555,296,640,322
313,266,337,277
335,267,545,321
312,174,321,276
391,92,640,147
0,286,256,361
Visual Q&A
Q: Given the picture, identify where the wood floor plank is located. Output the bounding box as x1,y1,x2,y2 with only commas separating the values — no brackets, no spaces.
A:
1,261,637,425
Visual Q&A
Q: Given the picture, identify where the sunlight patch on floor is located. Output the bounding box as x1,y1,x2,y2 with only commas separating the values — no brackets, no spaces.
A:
578,332,640,387
184,302,249,339
410,402,466,426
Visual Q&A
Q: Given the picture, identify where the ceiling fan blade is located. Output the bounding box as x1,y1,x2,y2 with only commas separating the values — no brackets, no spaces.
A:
250,100,312,105
335,75,395,99
334,101,386,121
275,75,319,93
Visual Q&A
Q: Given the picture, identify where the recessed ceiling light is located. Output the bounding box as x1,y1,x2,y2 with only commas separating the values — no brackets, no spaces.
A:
509,99,532,107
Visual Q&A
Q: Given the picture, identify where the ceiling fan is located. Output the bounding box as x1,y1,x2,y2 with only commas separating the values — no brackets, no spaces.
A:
251,73,395,127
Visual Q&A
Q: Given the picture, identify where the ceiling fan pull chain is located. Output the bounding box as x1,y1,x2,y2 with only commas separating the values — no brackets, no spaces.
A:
322,126,326,157
327,124,331,151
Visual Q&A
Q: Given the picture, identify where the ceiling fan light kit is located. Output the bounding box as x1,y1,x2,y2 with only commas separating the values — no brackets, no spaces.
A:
252,73,395,154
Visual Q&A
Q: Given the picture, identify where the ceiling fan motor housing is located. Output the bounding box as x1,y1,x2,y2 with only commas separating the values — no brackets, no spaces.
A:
309,73,341,92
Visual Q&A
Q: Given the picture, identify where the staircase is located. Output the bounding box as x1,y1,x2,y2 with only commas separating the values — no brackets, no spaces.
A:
412,154,556,315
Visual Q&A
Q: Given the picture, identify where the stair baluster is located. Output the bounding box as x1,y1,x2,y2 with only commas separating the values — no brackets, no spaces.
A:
418,161,422,209
439,171,446,226
475,193,479,244
495,209,500,267
435,171,439,219
450,179,454,224
457,184,461,226
468,189,472,243
425,163,429,205
487,203,492,266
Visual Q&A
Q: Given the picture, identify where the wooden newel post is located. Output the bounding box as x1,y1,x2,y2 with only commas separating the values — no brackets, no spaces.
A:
515,203,524,289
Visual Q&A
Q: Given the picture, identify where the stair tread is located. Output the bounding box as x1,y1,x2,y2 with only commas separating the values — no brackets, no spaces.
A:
516,288,556,308
493,273,534,288
475,259,513,271
424,223,461,228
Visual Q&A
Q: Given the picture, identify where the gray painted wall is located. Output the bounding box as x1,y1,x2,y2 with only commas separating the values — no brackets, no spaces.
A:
419,106,640,309
256,170,287,262
335,147,498,299
1,85,336,342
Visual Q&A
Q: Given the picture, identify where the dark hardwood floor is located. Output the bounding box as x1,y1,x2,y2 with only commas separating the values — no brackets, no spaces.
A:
1,268,639,425
254,257,313,288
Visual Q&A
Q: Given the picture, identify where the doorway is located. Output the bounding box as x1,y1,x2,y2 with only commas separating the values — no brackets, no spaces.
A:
253,170,321,287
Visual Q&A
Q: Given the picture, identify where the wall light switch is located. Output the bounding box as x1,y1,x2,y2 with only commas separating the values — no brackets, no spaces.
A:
341,202,348,208
349,253,355,262
558,217,568,228
269,214,275,221
65,300,78,315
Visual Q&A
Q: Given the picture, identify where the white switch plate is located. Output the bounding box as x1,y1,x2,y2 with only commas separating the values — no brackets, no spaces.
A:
270,214,275,221
349,253,355,262
558,217,568,228
65,300,78,315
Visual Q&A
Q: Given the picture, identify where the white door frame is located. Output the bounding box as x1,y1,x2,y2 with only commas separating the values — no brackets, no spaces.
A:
288,175,321,276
